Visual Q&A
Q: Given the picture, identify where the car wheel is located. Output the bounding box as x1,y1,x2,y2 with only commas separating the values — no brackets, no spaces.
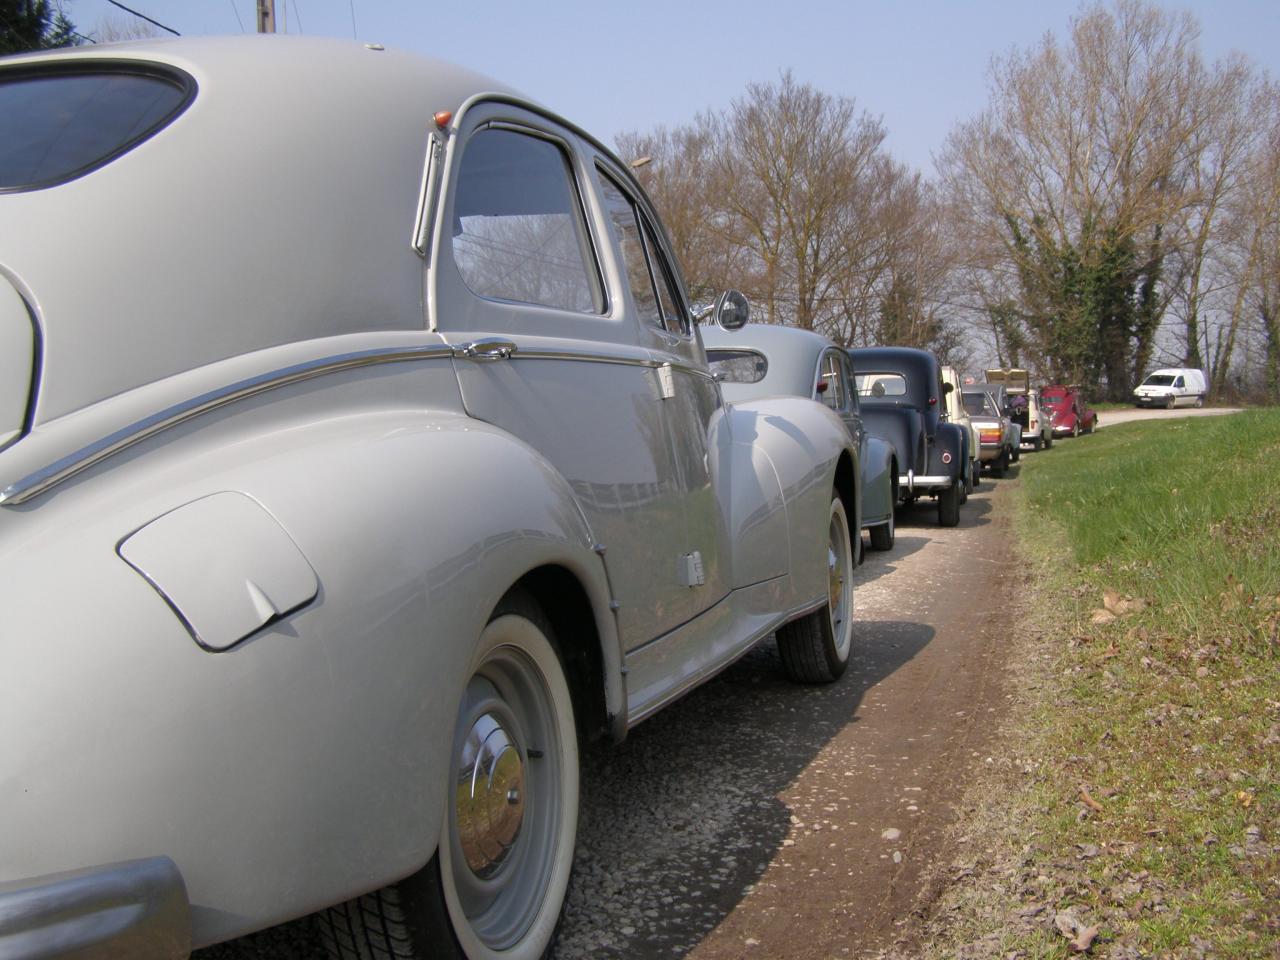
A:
991,451,1007,478
1045,433,1053,450
970,460,980,489
777,494,854,683
1010,443,1020,463
1071,421,1080,437
319,592,578,960
1195,395,1204,408
1164,395,1174,410
937,479,960,527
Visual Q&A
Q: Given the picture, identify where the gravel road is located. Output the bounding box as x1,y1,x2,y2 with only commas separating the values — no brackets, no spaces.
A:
1095,405,1242,428
200,475,1023,960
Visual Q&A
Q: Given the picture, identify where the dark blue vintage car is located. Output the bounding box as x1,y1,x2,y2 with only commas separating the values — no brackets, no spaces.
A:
847,347,969,527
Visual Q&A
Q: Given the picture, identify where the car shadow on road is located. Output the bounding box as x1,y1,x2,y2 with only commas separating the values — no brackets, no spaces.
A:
854,533,929,586
893,493,994,530
557,620,935,958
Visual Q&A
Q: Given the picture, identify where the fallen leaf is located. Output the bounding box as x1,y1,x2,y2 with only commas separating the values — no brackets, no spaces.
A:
1236,790,1255,808
1103,590,1123,614
1054,911,1100,952
1079,785,1105,813
1091,609,1117,625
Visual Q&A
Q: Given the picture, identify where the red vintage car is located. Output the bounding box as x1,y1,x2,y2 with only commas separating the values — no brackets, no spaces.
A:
1040,384,1099,437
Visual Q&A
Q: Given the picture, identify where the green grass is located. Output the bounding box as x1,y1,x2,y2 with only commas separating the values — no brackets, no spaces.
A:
914,411,1279,958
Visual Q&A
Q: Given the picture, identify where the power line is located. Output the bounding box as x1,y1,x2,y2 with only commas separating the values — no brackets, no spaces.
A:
347,0,356,38
228,0,245,32
104,0,180,36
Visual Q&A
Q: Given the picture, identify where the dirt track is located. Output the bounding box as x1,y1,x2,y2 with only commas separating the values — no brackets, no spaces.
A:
553,474,1022,958
200,474,1023,960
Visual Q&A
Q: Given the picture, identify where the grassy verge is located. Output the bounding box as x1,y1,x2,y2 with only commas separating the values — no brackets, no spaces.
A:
907,411,1279,959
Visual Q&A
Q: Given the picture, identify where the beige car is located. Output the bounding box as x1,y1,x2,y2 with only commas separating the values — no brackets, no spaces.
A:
986,368,1052,451
941,365,979,492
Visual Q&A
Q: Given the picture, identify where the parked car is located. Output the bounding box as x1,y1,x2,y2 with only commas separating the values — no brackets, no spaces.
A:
1041,384,1099,436
1023,390,1055,450
1134,367,1207,408
977,382,1022,463
940,364,979,492
847,347,967,526
986,368,1052,450
704,324,900,551
962,387,1018,476
0,38,863,960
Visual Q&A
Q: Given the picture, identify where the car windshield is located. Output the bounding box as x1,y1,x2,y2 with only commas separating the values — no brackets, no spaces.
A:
962,392,996,416
856,373,907,400
706,349,767,384
1143,374,1175,386
1041,395,1062,407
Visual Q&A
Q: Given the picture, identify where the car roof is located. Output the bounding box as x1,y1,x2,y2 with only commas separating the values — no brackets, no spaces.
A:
0,37,535,422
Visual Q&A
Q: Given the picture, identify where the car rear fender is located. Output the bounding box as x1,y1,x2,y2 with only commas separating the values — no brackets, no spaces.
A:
860,405,920,491
0,400,621,949
723,396,855,602
931,423,965,477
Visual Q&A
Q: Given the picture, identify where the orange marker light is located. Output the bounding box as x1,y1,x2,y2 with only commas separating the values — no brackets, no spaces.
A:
434,111,453,129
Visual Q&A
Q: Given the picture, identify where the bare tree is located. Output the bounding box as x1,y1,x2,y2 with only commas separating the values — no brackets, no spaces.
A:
89,13,159,42
938,0,1209,397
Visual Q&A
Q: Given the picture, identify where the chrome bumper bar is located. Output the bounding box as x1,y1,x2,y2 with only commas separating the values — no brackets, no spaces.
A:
0,857,190,959
905,470,952,491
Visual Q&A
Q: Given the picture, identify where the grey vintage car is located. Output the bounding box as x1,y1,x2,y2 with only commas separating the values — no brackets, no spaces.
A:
703,324,900,551
0,38,860,960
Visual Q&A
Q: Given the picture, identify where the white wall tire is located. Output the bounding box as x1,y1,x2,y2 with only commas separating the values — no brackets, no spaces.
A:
776,494,854,683
319,595,578,960
439,601,578,960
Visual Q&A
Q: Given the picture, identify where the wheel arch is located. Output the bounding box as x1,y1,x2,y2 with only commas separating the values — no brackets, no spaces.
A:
513,564,614,745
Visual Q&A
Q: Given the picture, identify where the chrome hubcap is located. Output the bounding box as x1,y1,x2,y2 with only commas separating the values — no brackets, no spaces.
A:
457,711,526,879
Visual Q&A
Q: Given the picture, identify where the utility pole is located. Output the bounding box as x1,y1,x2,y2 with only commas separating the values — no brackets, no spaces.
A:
256,0,276,33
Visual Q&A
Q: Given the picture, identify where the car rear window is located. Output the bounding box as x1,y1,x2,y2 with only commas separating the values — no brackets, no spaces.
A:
706,349,767,384
856,373,907,399
0,64,193,192
963,392,996,416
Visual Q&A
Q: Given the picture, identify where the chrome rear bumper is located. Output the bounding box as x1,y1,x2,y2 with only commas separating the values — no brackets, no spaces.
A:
0,857,190,959
905,470,952,491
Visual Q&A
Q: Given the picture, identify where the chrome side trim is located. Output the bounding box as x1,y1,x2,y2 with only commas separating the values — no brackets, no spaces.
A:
514,345,663,369
0,856,190,960
0,344,455,508
501,343,715,382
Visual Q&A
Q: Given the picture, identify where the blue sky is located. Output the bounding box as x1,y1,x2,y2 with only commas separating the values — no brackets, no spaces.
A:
68,0,1280,173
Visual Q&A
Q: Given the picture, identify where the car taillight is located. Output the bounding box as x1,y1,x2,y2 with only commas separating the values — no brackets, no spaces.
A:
980,429,1001,443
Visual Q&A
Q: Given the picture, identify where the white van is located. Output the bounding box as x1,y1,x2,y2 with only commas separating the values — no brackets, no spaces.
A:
1134,368,1207,408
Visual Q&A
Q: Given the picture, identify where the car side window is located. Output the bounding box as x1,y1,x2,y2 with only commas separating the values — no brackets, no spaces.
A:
640,217,689,335
842,355,860,412
817,352,845,410
706,349,767,383
451,127,602,314
597,170,689,335
1174,376,1185,388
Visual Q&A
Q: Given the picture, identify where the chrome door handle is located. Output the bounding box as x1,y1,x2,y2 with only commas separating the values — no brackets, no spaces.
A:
458,338,517,361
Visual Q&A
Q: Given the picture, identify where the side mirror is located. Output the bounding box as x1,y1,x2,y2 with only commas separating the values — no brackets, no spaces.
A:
942,382,954,396
708,290,750,330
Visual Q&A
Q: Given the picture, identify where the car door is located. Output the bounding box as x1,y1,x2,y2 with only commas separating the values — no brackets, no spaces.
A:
590,159,731,622
429,107,702,649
